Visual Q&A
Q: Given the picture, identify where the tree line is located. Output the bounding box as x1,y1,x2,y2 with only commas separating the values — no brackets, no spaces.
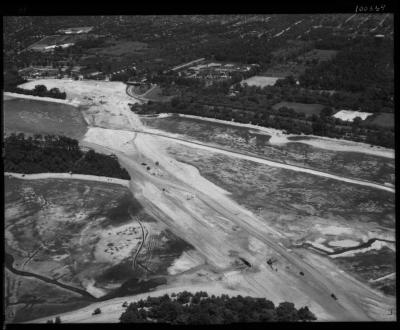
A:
119,291,316,324
133,90,394,148
4,133,130,180
6,84,67,100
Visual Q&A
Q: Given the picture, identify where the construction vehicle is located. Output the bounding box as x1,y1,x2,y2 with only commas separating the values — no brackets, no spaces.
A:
267,257,277,269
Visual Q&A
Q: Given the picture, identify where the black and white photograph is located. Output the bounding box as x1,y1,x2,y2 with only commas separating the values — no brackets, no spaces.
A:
2,4,396,324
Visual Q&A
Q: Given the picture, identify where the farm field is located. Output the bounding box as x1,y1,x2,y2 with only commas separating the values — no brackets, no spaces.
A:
272,101,325,117
4,176,195,322
3,98,88,139
141,115,395,185
164,142,395,296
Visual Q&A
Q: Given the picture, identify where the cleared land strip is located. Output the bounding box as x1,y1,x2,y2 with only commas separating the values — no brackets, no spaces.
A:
4,172,130,187
3,92,80,107
369,272,395,283
132,130,395,193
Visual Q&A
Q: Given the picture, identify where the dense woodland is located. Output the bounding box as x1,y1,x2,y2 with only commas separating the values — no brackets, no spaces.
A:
119,291,317,324
299,38,394,97
4,134,130,180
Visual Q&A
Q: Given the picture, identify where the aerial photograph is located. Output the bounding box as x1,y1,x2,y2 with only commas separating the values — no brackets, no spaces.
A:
3,12,395,324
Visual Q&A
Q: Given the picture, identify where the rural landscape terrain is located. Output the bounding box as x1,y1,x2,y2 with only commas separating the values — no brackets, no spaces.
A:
3,13,395,323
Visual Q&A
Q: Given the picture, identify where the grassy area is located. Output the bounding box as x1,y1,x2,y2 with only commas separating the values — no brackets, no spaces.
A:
364,113,394,129
91,40,148,56
3,98,88,140
272,101,325,117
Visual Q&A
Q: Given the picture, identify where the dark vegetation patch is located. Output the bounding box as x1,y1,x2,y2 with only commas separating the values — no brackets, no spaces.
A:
287,136,314,141
162,229,194,255
4,133,130,180
103,194,142,226
272,102,325,117
91,40,148,56
120,291,317,323
332,246,396,296
96,261,136,283
7,84,67,99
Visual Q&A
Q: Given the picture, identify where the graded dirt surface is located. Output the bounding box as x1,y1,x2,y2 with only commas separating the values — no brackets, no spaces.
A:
141,115,395,185
12,79,395,322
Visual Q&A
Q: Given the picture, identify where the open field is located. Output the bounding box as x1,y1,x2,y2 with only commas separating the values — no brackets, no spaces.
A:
141,115,395,185
3,98,87,139
364,113,395,129
272,101,325,117
4,176,194,322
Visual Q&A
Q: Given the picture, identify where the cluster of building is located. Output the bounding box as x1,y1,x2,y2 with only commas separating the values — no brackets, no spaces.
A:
57,26,94,34
176,60,259,85
27,27,94,53
17,65,108,81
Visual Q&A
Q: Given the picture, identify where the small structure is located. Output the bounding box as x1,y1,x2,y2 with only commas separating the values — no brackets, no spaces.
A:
57,26,94,34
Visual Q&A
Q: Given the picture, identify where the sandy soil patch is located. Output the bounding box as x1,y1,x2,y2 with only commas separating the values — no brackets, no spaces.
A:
333,110,373,122
306,241,334,253
5,172,130,187
331,241,395,258
241,76,282,87
3,92,80,107
167,250,205,275
18,79,142,130
328,240,360,248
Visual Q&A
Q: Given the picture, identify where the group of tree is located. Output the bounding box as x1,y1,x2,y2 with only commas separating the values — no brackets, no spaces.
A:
120,291,317,324
299,38,393,98
7,84,67,100
4,133,130,180
134,88,394,148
